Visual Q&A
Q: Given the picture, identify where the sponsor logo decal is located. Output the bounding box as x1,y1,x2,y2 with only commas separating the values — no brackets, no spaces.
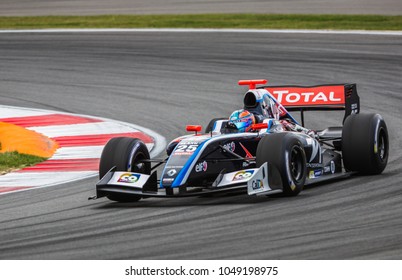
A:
314,169,322,177
232,170,254,181
351,103,359,114
195,160,208,172
307,163,323,168
166,165,184,169
269,85,345,106
222,141,236,152
181,141,201,145
163,178,174,183
118,173,140,183
251,179,264,190
309,169,323,178
167,169,177,176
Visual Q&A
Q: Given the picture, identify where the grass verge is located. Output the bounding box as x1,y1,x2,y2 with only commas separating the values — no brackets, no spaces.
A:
0,14,401,30
0,151,46,174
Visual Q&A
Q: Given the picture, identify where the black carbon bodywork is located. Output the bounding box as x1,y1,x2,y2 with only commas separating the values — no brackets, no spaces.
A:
93,82,374,200
95,129,347,199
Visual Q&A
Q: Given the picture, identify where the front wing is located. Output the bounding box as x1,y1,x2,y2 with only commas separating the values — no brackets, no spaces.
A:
94,163,283,199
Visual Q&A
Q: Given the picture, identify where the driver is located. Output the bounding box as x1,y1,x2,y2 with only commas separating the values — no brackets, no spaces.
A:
228,107,316,138
228,109,256,132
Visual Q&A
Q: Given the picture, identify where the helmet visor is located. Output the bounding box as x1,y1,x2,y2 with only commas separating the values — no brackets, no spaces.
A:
232,118,252,132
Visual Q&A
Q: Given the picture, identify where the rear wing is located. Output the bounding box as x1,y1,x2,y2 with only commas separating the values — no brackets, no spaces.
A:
262,84,360,125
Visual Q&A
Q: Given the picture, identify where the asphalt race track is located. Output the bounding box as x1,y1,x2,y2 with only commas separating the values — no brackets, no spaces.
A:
0,31,401,259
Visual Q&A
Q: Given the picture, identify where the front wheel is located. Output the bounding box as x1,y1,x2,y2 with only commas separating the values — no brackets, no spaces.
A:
256,133,307,196
99,137,151,202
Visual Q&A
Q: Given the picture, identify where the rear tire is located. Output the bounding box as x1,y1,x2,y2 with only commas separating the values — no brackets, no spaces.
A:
256,133,307,196
99,137,151,202
342,113,388,174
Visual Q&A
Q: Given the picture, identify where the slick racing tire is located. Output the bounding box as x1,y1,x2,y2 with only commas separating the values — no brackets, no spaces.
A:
99,137,151,202
342,113,389,174
256,133,307,196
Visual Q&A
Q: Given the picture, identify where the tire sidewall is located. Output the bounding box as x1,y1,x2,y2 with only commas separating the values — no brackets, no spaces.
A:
342,113,388,174
99,137,150,202
99,137,150,179
256,133,307,196
127,140,151,174
283,139,307,193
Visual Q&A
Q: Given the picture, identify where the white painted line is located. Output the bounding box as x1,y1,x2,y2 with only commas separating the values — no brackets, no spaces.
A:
51,146,104,160
0,107,51,118
0,171,96,187
28,121,144,138
0,28,401,36
51,144,154,159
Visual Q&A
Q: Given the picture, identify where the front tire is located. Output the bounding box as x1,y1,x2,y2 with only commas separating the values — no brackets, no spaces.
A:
342,113,389,174
99,137,151,202
256,133,307,196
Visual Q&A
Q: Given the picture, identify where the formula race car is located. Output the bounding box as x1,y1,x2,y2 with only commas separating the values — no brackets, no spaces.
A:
92,79,389,202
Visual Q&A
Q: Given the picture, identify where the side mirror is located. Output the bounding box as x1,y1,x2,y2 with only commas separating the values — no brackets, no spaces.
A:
186,125,202,135
251,123,268,130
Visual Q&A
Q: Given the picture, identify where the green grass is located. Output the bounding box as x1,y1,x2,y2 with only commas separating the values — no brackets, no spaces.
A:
0,14,401,30
0,152,46,174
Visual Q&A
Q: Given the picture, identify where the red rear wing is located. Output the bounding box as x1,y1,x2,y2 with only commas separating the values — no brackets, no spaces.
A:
263,84,360,123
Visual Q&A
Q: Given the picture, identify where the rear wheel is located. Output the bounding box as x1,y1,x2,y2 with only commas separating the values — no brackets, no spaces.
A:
342,113,388,174
99,137,151,202
256,133,307,196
